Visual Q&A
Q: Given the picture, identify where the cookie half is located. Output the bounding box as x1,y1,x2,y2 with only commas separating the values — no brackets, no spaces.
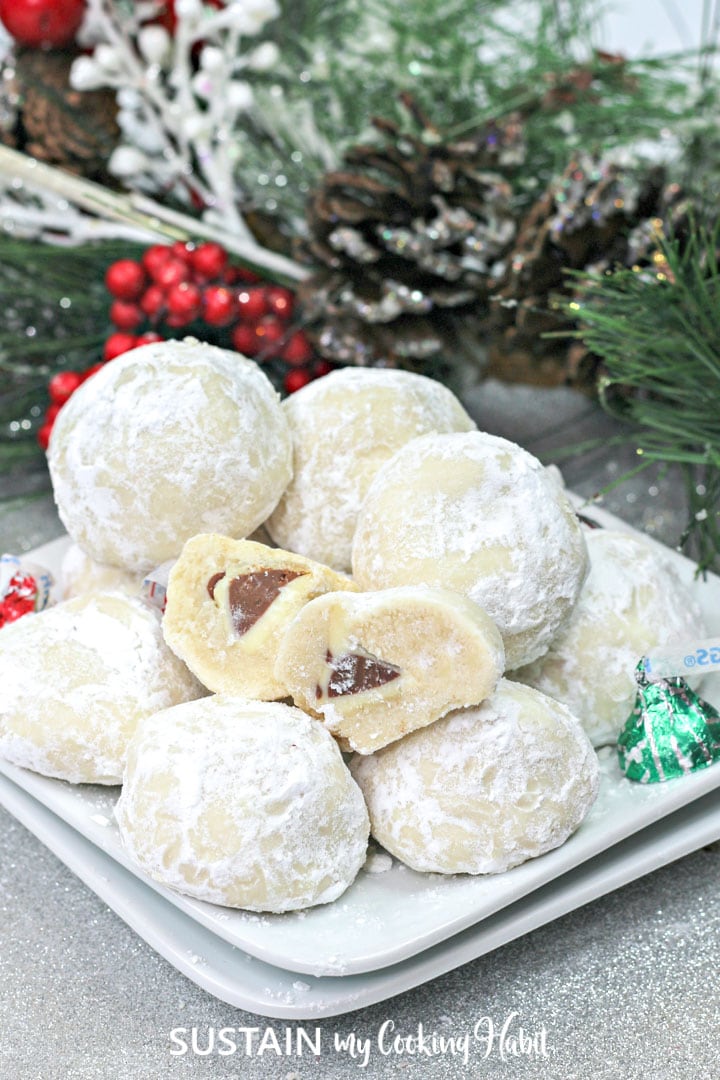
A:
275,585,505,753
163,534,358,698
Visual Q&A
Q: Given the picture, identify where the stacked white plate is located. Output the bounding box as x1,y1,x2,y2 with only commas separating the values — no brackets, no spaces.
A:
2,518,720,1020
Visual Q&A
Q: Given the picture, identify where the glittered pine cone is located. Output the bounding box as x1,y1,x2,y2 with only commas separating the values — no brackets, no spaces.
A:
483,155,689,387
296,96,521,370
2,47,119,183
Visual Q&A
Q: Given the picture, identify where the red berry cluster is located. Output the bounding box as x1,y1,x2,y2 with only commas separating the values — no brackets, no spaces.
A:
39,241,330,450
102,242,323,382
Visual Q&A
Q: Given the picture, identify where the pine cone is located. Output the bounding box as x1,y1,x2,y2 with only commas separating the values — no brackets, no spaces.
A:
1,47,119,183
484,155,687,386
297,96,520,369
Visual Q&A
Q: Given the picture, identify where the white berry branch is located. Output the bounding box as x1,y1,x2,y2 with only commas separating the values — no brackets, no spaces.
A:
71,0,281,243
0,144,307,283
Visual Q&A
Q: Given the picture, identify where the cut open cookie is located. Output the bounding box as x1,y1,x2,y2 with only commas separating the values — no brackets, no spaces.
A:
275,585,505,753
162,534,357,699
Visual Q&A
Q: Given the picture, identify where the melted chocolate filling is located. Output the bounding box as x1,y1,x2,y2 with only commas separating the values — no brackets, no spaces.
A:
206,567,306,635
227,568,305,636
206,571,226,599
318,648,402,700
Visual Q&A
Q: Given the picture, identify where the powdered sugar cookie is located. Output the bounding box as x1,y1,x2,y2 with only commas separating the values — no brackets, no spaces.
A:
352,431,588,669
514,529,705,746
163,534,357,699
265,367,475,571
48,338,292,571
60,541,140,599
116,696,370,912
276,586,504,753
0,591,203,784
350,679,598,874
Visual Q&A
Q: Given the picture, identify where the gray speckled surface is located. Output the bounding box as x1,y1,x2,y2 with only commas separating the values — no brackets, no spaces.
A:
3,807,720,1080
2,382,718,1080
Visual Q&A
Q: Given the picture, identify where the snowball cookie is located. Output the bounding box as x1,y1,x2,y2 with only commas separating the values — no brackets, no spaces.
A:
116,697,370,912
61,542,140,600
265,367,475,571
352,431,588,669
163,534,357,699
0,591,203,784
514,529,705,747
350,679,599,875
47,338,292,572
277,586,505,754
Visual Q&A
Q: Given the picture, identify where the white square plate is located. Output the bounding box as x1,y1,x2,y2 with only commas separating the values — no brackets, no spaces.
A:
2,767,718,1018
1,515,720,980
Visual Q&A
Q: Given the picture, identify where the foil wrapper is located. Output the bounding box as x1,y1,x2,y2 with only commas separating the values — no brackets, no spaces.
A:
618,661,720,783
0,553,54,628
142,559,175,613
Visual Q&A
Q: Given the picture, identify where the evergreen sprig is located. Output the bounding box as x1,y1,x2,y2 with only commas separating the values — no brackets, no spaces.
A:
3,0,720,510
246,0,717,227
0,241,140,475
567,223,720,571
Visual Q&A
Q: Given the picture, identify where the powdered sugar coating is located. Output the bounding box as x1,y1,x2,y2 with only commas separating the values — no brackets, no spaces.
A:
514,529,706,747
48,339,292,571
350,679,599,875
265,367,475,571
60,542,140,599
352,431,589,668
115,696,370,912
0,591,203,784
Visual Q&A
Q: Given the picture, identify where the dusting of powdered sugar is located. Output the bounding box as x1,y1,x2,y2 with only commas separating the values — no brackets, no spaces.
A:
115,697,370,913
350,678,599,875
513,529,707,747
352,430,589,668
60,541,140,599
364,849,393,874
0,590,203,784
47,339,292,572
265,367,475,571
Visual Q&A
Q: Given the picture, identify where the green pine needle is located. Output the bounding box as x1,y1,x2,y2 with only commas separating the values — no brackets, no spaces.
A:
566,221,720,572
0,240,143,484
246,0,719,224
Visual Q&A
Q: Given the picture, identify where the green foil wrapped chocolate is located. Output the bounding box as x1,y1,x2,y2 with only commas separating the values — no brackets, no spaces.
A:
618,662,720,783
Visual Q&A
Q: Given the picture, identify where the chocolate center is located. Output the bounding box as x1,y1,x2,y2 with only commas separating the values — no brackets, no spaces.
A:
319,648,402,699
206,571,226,599
226,568,305,636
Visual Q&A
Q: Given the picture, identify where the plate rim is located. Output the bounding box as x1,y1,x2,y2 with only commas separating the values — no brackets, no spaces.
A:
2,769,719,1018
3,511,720,976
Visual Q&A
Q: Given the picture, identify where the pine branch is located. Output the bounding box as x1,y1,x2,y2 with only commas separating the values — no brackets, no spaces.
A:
566,221,720,572
0,240,130,473
246,0,715,225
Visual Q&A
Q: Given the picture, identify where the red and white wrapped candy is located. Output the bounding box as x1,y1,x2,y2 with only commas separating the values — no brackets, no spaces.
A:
0,553,54,628
142,559,175,614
